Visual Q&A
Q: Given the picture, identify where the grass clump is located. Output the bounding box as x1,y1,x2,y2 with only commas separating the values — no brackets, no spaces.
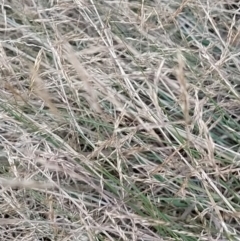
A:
0,0,240,240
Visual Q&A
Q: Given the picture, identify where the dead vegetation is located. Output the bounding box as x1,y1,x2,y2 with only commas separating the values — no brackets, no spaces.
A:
0,0,240,240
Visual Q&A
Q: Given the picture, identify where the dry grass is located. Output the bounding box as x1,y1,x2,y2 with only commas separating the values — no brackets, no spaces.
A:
0,0,240,240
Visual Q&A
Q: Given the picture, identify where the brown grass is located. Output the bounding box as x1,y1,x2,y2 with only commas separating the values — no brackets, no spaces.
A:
0,0,240,241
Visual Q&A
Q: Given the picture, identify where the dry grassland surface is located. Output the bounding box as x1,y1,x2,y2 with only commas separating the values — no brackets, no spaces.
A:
0,0,240,240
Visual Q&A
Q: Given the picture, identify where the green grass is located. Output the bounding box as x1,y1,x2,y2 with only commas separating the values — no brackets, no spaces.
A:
0,0,240,240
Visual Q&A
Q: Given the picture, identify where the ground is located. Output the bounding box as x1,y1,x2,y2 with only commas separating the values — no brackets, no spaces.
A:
0,0,240,240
